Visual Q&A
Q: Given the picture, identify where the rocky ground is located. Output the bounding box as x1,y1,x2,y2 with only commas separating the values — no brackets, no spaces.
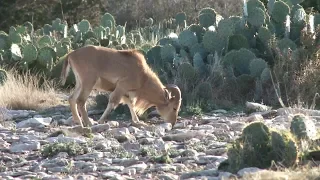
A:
0,102,320,180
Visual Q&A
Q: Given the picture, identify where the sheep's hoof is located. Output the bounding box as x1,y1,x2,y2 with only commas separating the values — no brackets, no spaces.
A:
83,117,97,127
97,119,106,124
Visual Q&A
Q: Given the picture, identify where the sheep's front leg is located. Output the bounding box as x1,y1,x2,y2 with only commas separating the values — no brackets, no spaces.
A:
122,96,148,128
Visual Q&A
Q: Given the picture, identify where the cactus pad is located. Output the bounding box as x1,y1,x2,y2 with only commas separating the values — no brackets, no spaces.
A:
271,1,291,23
83,31,96,40
147,45,162,66
277,38,297,53
247,0,267,14
9,29,22,44
93,26,107,40
101,13,116,29
52,18,62,31
260,67,272,84
249,58,268,78
198,7,217,28
193,52,206,76
203,31,225,53
190,43,207,59
247,7,266,27
270,130,298,167
178,30,198,49
43,24,52,35
38,35,53,48
0,32,8,49
160,44,176,63
242,121,270,147
55,42,69,57
177,62,198,82
78,19,91,33
188,24,205,42
175,12,186,26
290,114,317,140
228,34,249,51
257,26,273,43
22,44,38,63
38,46,57,70
24,21,34,33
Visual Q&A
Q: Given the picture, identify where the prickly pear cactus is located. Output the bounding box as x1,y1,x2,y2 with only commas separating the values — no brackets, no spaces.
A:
101,13,116,30
84,38,100,46
242,121,270,147
147,45,162,66
224,48,256,76
190,43,207,59
43,24,53,36
38,35,53,48
0,32,9,49
160,44,176,63
22,44,38,63
271,0,291,23
270,130,298,167
83,31,96,41
290,114,317,140
93,26,107,40
38,46,56,71
257,26,273,43
78,19,91,33
198,7,217,28
188,24,205,42
277,38,297,53
24,21,34,34
203,31,225,53
290,0,305,5
9,27,22,44
247,0,267,14
228,34,249,51
260,67,272,84
247,7,266,27
249,58,268,78
193,52,206,76
237,121,272,169
52,18,62,31
0,69,8,85
55,42,69,57
178,30,197,49
177,62,198,82
175,12,187,26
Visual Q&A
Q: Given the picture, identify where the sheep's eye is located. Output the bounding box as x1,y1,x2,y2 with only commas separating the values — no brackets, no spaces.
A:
173,108,177,111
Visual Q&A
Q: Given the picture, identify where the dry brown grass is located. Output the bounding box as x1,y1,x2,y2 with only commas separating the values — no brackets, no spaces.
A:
241,166,320,180
0,68,64,111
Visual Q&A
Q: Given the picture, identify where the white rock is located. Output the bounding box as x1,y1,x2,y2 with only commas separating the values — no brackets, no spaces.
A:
10,141,40,153
16,117,52,129
237,167,264,177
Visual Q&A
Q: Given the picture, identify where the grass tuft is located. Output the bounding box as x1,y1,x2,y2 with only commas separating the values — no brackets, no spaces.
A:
0,68,63,111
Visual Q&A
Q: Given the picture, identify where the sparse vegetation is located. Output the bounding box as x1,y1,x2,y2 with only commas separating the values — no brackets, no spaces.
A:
41,142,90,158
0,68,63,110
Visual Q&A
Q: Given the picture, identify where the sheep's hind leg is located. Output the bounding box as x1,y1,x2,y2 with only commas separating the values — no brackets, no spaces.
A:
68,83,83,127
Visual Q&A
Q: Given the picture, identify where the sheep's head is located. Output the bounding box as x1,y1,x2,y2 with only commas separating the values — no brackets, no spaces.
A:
156,84,182,127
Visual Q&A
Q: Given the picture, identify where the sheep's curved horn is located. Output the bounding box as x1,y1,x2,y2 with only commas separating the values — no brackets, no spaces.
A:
165,84,181,100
